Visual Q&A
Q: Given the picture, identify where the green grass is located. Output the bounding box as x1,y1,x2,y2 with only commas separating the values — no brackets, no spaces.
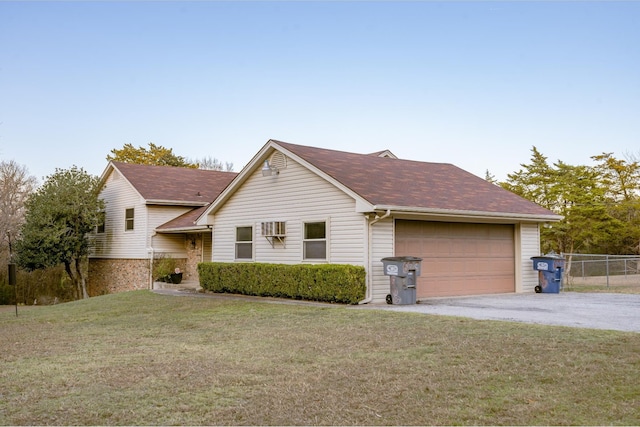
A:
1,291,639,426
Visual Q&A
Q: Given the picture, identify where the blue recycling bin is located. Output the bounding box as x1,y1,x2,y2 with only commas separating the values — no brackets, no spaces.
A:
531,254,565,293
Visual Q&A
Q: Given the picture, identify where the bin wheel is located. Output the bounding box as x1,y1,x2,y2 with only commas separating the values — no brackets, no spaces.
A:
535,285,542,293
386,294,393,304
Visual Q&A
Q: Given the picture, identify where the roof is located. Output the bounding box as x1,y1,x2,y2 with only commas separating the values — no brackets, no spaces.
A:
272,140,558,219
156,206,209,233
108,161,237,205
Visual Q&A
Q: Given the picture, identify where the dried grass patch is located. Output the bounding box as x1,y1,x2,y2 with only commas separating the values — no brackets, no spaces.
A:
1,291,639,425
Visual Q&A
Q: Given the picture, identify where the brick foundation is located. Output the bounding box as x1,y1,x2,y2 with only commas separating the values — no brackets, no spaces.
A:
88,259,151,296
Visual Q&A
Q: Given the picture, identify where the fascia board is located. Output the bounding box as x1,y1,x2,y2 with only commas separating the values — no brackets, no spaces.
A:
99,162,146,203
155,226,209,234
373,205,563,223
145,200,209,207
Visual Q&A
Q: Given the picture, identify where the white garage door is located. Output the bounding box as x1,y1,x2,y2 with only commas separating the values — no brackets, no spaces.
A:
395,220,515,298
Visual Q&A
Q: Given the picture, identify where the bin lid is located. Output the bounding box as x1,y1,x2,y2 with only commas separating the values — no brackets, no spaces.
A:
530,252,564,260
381,256,423,262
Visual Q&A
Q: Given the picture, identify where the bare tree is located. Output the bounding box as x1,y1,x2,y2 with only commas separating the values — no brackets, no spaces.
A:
0,160,37,262
192,156,234,172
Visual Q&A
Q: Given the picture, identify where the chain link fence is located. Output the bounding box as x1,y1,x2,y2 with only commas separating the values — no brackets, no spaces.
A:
563,253,640,289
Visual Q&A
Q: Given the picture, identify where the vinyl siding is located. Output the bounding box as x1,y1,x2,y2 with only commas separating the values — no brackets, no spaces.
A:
203,231,212,262
518,223,541,292
147,206,192,257
91,169,148,259
91,169,194,259
370,217,394,303
212,156,366,267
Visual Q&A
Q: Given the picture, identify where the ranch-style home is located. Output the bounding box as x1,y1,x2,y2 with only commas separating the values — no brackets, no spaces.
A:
89,140,561,303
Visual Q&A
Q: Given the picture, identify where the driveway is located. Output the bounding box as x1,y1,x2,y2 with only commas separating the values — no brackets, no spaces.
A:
362,292,640,332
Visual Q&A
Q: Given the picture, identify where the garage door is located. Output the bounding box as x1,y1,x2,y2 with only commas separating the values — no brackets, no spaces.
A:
395,220,515,298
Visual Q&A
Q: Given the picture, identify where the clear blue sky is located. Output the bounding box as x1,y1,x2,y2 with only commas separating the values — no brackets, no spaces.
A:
1,1,638,183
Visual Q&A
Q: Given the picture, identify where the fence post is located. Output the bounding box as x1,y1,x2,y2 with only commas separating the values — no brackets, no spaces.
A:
606,255,610,289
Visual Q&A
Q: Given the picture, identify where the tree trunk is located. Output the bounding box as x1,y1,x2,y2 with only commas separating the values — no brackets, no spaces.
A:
75,257,89,299
63,261,79,300
64,260,88,300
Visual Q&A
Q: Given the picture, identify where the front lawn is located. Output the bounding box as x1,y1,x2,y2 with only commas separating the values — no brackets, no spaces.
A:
1,291,638,425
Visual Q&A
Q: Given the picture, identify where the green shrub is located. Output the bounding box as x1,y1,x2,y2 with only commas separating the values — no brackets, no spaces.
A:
197,262,366,305
153,255,179,282
0,264,75,305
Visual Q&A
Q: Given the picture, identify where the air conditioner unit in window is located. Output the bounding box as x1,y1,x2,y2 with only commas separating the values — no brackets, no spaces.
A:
261,221,286,237
261,221,286,248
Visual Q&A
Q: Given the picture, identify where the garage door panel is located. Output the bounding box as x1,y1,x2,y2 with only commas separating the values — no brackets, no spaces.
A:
396,220,515,298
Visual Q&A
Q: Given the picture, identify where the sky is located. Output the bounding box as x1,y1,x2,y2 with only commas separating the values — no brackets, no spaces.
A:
1,1,639,183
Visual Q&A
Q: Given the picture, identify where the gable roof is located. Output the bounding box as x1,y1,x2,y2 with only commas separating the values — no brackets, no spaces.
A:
274,141,557,219
198,139,560,224
105,161,237,206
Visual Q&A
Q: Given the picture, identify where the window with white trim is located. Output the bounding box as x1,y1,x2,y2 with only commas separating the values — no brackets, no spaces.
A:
235,226,253,260
303,221,326,260
96,211,106,234
125,208,134,231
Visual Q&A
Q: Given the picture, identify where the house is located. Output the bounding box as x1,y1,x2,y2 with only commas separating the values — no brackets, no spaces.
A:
88,162,236,295
195,140,561,303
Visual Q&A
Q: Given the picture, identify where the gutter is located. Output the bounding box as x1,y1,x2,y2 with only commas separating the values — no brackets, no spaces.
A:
359,209,391,305
372,204,561,223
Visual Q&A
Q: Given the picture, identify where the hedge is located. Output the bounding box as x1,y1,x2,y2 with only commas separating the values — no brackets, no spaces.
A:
197,262,367,305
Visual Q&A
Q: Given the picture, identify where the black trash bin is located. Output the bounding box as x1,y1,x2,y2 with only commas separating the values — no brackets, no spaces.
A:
531,253,565,293
381,256,422,304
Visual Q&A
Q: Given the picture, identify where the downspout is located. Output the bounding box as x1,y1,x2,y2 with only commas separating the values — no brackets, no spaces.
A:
148,246,154,290
148,231,156,290
360,209,391,304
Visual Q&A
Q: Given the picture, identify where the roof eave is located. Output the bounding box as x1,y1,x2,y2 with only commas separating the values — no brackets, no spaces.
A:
146,200,210,207
155,226,210,234
371,205,563,223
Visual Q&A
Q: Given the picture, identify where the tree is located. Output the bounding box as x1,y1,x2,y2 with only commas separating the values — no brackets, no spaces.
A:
545,161,622,254
107,142,198,168
500,147,635,255
500,147,557,211
14,166,104,299
192,156,234,172
591,152,640,253
484,169,497,184
0,160,37,262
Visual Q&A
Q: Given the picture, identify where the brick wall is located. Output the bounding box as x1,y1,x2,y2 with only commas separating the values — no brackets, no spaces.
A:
185,233,203,282
88,258,151,296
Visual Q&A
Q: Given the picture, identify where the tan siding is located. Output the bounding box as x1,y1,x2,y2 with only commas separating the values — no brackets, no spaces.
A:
202,231,212,262
147,206,192,256
212,156,366,267
91,169,148,259
519,223,541,292
370,218,394,303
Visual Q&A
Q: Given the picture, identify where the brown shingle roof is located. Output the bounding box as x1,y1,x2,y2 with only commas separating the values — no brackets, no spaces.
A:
111,162,237,205
156,206,209,232
274,140,555,217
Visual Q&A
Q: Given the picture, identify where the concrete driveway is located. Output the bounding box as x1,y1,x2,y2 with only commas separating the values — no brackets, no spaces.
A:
362,292,640,332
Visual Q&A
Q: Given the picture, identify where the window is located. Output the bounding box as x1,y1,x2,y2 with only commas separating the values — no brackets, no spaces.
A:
235,226,253,260
96,211,106,234
303,221,326,260
125,208,134,231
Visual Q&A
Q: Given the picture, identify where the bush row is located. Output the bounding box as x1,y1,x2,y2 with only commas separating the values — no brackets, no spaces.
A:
0,265,76,305
197,262,366,305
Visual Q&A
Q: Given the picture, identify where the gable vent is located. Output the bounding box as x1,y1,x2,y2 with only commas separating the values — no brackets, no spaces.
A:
270,152,287,171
